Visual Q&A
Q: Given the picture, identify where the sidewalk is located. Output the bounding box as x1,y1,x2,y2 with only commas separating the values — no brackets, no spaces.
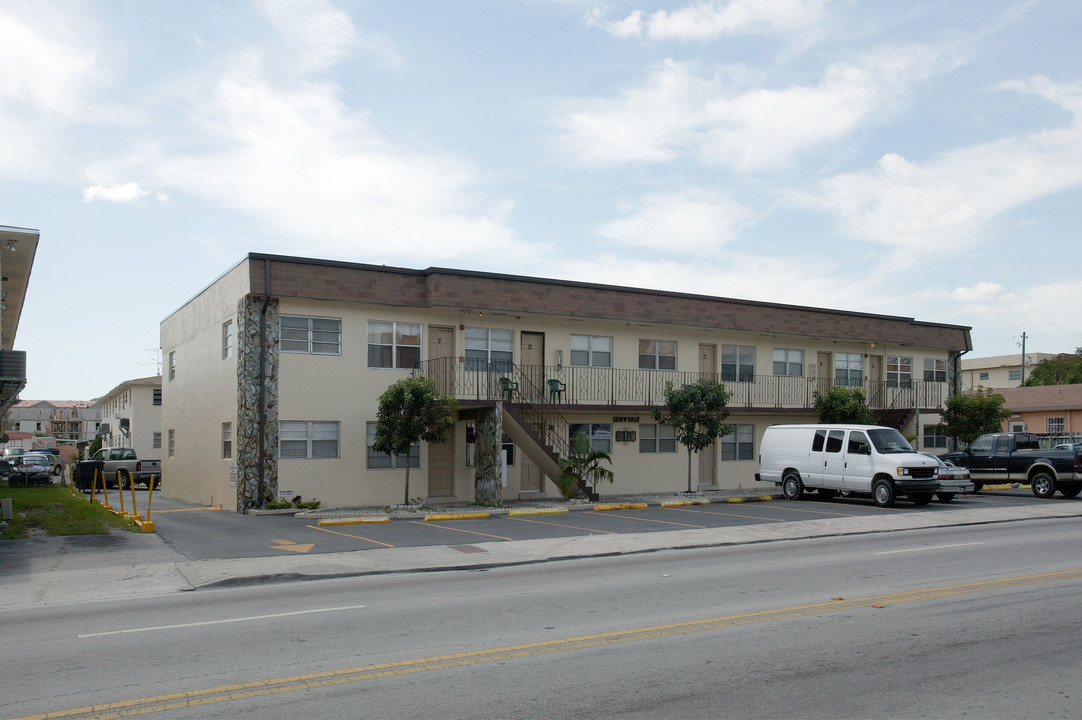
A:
4,491,1082,612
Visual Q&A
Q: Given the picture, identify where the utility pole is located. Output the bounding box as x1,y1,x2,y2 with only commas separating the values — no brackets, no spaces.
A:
1020,332,1027,385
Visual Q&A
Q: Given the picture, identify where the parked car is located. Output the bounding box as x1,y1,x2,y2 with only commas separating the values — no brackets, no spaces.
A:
11,453,53,485
942,432,1082,498
4,447,26,459
37,448,64,477
75,447,161,490
1053,442,1082,452
918,452,974,503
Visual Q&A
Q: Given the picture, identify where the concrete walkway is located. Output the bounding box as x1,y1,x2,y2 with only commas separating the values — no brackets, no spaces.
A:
4,494,1082,612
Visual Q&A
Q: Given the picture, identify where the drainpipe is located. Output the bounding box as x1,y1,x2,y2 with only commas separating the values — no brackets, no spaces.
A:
256,259,271,510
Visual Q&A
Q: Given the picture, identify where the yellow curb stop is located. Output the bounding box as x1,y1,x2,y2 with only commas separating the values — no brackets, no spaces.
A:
594,503,649,511
424,512,491,522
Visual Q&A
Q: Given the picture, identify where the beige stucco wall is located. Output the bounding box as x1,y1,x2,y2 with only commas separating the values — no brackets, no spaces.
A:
160,260,250,507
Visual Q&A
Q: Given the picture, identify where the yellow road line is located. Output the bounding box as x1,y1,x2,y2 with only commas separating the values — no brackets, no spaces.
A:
23,568,1082,720
593,512,706,529
503,516,620,534
407,521,511,541
307,524,396,549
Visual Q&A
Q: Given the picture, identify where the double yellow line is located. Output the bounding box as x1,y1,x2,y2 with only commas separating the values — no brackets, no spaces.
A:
16,568,1082,720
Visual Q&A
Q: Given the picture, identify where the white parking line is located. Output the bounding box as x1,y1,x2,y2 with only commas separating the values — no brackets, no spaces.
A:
78,605,367,638
875,542,984,555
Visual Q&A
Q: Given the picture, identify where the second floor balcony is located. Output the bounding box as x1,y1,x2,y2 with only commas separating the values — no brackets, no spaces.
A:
414,358,947,413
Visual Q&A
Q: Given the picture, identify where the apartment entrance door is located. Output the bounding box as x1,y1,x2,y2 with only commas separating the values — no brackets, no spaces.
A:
428,326,455,395
428,429,454,497
817,352,832,395
520,332,545,401
698,440,717,488
699,344,717,378
520,455,542,493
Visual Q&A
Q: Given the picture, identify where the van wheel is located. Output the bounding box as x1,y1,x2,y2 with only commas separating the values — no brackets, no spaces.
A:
936,492,956,503
782,472,804,501
872,479,896,508
1031,471,1056,499
1058,482,1081,498
909,491,933,507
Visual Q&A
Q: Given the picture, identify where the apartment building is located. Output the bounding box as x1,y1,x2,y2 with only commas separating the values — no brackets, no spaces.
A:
160,254,973,511
93,376,163,462
4,400,100,445
960,353,1056,390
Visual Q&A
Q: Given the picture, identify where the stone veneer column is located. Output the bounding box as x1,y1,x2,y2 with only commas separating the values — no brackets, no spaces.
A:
236,295,280,511
474,404,503,507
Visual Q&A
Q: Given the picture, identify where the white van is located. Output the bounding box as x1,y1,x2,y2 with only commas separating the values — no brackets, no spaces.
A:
755,424,940,507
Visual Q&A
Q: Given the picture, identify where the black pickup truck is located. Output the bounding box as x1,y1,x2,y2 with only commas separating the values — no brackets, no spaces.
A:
942,432,1082,498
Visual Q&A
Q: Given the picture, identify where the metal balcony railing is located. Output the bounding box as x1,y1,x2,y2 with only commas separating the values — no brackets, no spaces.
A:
413,358,946,412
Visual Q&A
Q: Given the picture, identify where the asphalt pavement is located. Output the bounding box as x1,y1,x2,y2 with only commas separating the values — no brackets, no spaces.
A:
4,487,1082,612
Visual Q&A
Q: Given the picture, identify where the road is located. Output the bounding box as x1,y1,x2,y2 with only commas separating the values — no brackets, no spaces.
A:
6,515,1082,719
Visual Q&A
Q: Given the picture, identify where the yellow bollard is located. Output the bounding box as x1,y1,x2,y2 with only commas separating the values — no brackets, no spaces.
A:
116,471,126,516
145,475,155,522
129,477,138,519
98,469,109,509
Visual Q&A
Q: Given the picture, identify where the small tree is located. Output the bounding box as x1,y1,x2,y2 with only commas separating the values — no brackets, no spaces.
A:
373,376,457,505
1023,348,1082,386
940,387,1010,445
88,433,103,459
812,386,876,425
653,379,732,493
557,432,615,499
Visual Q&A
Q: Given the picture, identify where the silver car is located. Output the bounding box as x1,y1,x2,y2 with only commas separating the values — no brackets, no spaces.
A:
919,452,974,503
12,453,53,485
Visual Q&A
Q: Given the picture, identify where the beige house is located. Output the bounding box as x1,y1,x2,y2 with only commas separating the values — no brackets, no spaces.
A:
93,376,163,461
160,254,973,511
960,353,1057,390
994,384,1082,438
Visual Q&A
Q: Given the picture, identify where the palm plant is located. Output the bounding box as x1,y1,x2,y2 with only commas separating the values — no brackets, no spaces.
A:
557,432,614,499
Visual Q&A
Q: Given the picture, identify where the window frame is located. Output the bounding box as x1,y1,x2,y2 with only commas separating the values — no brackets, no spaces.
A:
721,424,754,461
638,339,677,371
222,320,233,360
280,315,342,356
922,424,947,449
168,429,175,457
366,320,421,369
465,327,514,372
1047,417,1066,434
639,423,677,453
570,335,612,368
772,348,803,377
887,355,913,389
366,421,419,469
924,357,947,383
280,421,340,460
835,352,863,387
152,431,162,450
168,351,175,381
721,345,755,383
569,423,612,453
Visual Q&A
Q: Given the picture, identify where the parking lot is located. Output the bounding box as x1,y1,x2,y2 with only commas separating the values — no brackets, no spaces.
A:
136,487,1056,561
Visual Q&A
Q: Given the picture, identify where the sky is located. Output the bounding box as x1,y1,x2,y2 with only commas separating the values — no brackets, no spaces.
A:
1,0,1080,401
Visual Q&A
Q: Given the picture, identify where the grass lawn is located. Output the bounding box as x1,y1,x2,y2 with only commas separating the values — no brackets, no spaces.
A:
1,484,135,539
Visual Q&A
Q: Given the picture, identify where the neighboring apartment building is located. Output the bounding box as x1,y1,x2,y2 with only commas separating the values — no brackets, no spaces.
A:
994,384,1082,439
161,253,973,512
960,353,1056,390
3,400,101,445
93,376,163,462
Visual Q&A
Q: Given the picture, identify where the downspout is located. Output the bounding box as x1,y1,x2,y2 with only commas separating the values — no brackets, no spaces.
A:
256,259,271,510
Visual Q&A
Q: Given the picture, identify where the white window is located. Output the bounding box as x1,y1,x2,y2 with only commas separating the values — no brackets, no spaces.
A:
925,358,947,383
721,424,754,461
280,421,340,459
772,349,803,377
367,321,421,368
282,316,341,355
465,328,514,372
722,345,755,383
366,421,419,469
887,356,912,388
152,432,161,450
570,335,611,368
979,371,989,380
922,424,947,449
168,351,175,381
1048,417,1066,434
639,340,677,370
1008,368,1022,382
639,424,677,453
222,422,232,459
168,429,175,457
569,423,611,453
835,352,862,387
222,320,233,359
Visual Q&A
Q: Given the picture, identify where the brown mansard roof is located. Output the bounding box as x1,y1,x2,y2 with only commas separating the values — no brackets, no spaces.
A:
246,253,973,352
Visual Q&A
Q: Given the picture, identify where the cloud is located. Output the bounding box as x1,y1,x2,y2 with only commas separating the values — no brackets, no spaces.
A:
552,40,960,170
586,0,831,41
596,189,754,252
796,76,1082,260
950,282,1006,304
82,182,155,204
254,0,400,72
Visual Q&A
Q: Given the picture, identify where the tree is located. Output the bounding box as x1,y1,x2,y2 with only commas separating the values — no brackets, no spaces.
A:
652,379,732,493
88,433,103,459
557,431,614,499
373,376,457,505
940,387,1010,445
812,386,876,425
1023,348,1082,386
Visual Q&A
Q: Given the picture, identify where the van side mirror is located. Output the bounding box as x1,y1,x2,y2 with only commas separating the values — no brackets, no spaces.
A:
856,442,871,455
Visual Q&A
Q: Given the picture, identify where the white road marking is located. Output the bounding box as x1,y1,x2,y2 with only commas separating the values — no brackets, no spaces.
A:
875,542,984,555
77,604,367,638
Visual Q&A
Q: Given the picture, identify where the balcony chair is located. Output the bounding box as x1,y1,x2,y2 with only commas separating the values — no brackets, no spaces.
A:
547,378,567,403
498,376,519,402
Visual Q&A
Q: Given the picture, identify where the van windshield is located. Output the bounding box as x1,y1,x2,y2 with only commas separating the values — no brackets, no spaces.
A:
868,428,915,454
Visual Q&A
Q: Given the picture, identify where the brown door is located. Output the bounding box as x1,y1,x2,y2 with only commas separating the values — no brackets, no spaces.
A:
699,344,716,378
428,426,455,497
867,355,883,407
428,326,455,395
698,440,716,488
817,352,832,396
520,455,542,493
520,331,544,401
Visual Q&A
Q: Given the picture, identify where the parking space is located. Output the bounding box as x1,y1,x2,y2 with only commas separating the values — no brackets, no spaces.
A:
137,487,1057,561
